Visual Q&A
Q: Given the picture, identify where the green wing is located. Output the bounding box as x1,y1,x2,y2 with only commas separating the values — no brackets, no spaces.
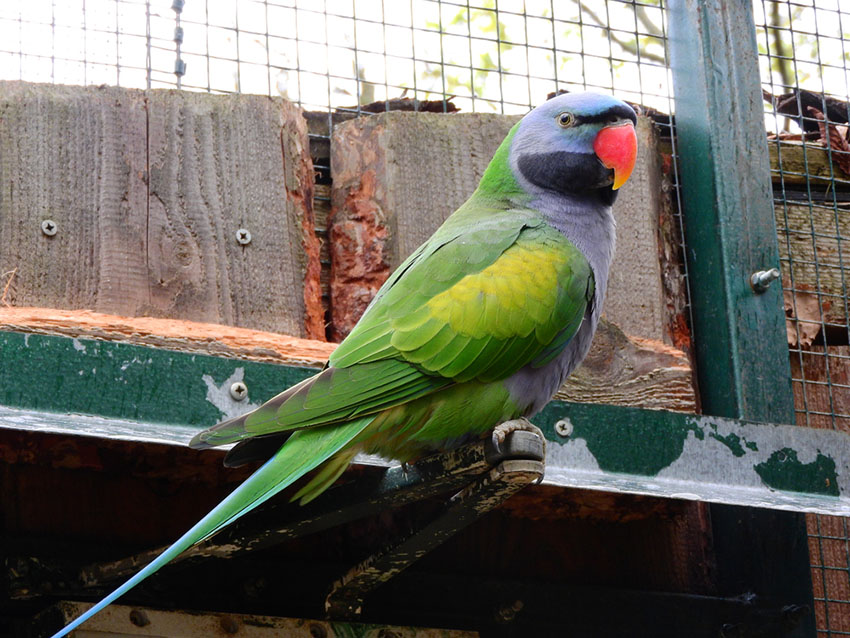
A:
191,204,592,448
331,211,593,383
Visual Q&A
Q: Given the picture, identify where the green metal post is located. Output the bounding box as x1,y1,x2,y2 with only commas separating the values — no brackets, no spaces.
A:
669,0,815,634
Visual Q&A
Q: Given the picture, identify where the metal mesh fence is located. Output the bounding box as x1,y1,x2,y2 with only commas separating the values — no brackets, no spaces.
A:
5,0,850,634
0,0,687,338
755,0,850,634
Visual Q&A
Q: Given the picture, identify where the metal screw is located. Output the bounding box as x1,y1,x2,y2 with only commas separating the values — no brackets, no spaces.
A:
750,268,780,293
230,381,248,401
41,219,57,236
554,418,573,438
236,228,252,245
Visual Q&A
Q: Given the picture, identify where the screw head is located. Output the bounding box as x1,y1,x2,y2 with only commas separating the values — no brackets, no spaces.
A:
41,219,57,236
230,381,248,401
554,418,573,438
236,228,252,245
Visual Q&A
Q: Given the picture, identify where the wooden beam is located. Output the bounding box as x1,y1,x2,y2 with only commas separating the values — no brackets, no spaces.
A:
38,602,477,638
669,0,816,632
0,308,696,413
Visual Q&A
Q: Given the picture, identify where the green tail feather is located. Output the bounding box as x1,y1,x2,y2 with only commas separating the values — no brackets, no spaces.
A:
51,416,375,638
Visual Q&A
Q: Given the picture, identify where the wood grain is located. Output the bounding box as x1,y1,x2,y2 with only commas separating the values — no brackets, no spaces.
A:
0,82,148,313
0,82,322,339
0,307,335,367
777,198,850,328
556,318,696,412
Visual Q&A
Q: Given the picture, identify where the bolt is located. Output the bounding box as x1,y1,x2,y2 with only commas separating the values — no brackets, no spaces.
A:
230,381,248,401
41,220,57,236
750,268,780,293
236,228,252,245
554,418,573,438
129,610,150,627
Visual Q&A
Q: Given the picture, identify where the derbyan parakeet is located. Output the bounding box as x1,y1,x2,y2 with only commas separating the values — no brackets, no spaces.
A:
54,91,637,636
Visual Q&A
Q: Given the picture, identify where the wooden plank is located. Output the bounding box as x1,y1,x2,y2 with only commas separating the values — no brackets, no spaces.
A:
0,82,323,339
40,602,477,637
328,111,684,346
146,90,323,338
0,82,148,314
0,308,696,413
769,138,850,187
0,307,335,366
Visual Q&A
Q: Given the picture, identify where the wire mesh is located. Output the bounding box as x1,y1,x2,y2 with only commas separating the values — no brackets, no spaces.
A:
755,0,850,634
0,0,687,338
10,0,850,632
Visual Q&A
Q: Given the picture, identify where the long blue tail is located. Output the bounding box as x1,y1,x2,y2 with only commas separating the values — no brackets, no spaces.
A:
51,417,374,637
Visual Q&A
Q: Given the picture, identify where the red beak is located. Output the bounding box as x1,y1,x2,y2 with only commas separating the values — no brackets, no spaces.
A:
593,122,637,190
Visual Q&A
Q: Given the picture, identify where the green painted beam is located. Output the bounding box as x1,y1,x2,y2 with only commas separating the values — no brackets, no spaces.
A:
670,0,793,423
669,1,815,634
3,331,850,517
0,330,314,427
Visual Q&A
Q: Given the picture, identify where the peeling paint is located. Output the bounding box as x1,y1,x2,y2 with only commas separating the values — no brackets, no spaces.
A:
202,367,262,421
755,448,839,497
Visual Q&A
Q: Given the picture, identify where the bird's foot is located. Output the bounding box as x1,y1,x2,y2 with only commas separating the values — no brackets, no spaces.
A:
493,418,544,444
490,418,546,461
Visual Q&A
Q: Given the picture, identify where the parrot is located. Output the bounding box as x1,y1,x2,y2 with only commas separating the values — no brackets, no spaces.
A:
52,91,637,637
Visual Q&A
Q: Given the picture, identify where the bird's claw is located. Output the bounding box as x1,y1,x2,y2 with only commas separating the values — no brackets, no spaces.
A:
488,418,547,461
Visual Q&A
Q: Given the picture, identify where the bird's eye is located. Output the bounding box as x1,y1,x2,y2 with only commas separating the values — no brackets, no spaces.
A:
557,112,574,128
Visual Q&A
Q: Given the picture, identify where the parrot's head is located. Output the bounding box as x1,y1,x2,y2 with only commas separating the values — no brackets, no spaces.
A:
510,92,638,202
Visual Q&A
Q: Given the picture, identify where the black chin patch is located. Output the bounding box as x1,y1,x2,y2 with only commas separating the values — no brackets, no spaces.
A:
518,151,615,198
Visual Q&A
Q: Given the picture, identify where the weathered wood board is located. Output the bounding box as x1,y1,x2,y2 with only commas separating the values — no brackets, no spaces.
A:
0,307,696,413
40,602,477,637
0,81,323,339
329,111,682,349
